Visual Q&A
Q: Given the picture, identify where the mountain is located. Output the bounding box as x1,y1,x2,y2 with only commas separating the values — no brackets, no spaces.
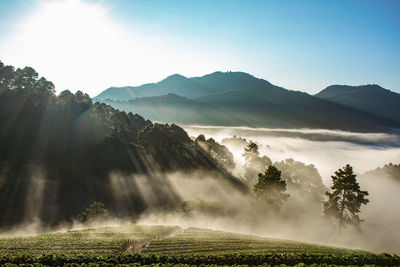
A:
315,84,400,124
95,74,215,101
97,72,399,132
94,71,286,102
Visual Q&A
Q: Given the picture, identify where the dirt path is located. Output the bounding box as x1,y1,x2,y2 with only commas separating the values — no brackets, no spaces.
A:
121,226,184,253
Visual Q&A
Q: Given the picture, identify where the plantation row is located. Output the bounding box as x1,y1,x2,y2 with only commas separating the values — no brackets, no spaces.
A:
1,253,400,266
141,228,358,255
0,225,175,255
142,238,354,255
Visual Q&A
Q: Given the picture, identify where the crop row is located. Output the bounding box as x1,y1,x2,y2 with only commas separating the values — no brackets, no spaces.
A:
140,228,358,255
0,224,175,255
144,240,351,252
1,253,399,266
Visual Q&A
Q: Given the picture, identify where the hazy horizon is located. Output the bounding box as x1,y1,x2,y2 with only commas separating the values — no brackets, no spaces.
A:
1,0,399,96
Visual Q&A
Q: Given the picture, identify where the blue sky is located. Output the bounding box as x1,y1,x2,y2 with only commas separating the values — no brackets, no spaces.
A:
0,0,399,96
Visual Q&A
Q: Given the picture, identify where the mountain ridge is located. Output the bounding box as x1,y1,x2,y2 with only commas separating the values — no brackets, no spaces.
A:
315,84,400,124
96,71,400,132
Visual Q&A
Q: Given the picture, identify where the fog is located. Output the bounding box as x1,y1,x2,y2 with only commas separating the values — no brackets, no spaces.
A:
135,168,400,253
130,125,400,253
2,126,399,254
184,125,400,182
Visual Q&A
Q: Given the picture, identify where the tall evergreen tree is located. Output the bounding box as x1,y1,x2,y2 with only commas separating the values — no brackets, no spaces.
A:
253,165,289,212
323,164,369,232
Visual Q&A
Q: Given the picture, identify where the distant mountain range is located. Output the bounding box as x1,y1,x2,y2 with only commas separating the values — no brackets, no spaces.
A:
94,72,400,132
315,84,400,124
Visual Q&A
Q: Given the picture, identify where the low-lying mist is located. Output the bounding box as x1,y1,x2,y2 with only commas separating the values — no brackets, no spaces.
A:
184,125,400,180
134,169,400,253
3,125,399,254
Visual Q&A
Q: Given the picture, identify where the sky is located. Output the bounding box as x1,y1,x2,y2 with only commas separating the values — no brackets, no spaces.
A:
0,0,399,96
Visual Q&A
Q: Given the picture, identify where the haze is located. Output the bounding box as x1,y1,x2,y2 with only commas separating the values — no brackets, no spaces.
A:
183,126,400,181
1,0,400,264
1,0,400,96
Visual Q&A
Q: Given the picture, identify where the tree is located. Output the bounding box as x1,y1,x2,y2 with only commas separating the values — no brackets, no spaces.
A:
253,165,289,212
78,202,109,224
323,164,369,232
10,66,55,105
274,158,327,199
243,142,272,184
0,61,15,93
195,134,235,171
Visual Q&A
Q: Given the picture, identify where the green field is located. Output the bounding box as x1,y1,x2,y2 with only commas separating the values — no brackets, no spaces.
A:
0,224,175,255
0,224,361,255
1,224,399,266
141,227,361,255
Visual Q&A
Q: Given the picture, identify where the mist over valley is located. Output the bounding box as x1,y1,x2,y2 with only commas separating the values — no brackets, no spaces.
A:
0,1,399,264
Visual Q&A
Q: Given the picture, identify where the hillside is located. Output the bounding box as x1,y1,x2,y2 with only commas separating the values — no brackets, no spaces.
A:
95,74,215,100
3,224,399,266
104,93,266,126
96,72,399,132
0,224,364,255
315,84,400,124
0,61,245,229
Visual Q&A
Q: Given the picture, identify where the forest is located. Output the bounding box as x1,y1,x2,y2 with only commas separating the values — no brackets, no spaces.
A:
0,61,243,228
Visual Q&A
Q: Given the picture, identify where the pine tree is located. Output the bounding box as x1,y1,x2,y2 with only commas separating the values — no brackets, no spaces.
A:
323,164,369,232
253,165,289,212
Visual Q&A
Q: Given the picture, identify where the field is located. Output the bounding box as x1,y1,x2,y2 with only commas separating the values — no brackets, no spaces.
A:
141,227,360,255
1,224,399,266
0,224,176,255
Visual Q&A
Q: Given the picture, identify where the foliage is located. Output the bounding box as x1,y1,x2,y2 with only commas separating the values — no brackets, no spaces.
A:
243,142,272,184
78,202,108,224
138,123,190,152
0,224,175,255
253,165,289,212
363,162,400,182
0,60,240,228
323,164,369,232
1,225,399,266
142,227,359,255
1,252,399,266
195,134,235,171
221,135,248,148
275,158,327,199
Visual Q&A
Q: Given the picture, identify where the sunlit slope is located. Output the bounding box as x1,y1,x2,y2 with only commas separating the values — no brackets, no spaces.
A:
0,62,248,228
0,224,175,255
0,225,369,256
141,227,366,255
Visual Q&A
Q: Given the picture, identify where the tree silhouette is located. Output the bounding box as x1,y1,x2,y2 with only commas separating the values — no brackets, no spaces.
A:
78,202,109,224
253,165,289,212
195,134,235,171
323,164,369,232
243,142,272,185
